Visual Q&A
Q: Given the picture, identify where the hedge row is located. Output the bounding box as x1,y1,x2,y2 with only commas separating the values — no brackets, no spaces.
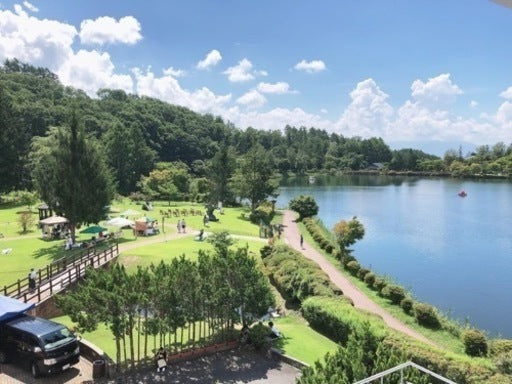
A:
303,218,338,255
260,244,348,305
301,296,506,384
302,219,448,335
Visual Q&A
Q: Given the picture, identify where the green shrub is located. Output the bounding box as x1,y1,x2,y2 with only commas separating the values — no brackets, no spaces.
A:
400,297,414,314
263,245,341,303
332,249,342,260
381,284,406,305
248,323,271,350
462,329,488,357
495,351,512,375
250,202,274,224
413,303,441,329
490,339,512,356
373,277,387,292
324,244,334,254
346,260,360,276
260,245,273,259
320,238,330,249
342,254,356,267
357,267,370,281
289,195,319,221
363,272,376,287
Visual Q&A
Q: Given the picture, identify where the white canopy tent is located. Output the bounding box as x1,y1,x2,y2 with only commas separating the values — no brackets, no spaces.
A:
105,217,134,228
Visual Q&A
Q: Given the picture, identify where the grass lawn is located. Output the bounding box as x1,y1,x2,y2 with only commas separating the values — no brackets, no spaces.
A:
119,237,266,272
273,312,339,366
108,199,260,237
0,202,40,237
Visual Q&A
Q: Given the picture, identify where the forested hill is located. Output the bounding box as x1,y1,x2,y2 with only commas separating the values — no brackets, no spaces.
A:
0,60,400,192
2,60,511,195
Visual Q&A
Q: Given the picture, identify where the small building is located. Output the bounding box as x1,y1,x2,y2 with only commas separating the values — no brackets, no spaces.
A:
37,204,53,221
39,215,69,240
366,162,385,171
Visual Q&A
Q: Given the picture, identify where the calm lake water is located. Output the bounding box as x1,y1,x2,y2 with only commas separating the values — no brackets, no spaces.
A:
277,175,512,338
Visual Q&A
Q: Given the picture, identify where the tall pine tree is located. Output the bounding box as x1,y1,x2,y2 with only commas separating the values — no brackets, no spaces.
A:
31,109,114,240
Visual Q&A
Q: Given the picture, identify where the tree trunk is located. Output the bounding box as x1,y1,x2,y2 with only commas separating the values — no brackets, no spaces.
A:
70,223,76,244
137,315,141,363
115,336,121,372
143,312,148,359
129,318,135,370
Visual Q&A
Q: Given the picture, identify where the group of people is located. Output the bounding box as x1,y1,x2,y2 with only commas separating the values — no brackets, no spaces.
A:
176,219,186,233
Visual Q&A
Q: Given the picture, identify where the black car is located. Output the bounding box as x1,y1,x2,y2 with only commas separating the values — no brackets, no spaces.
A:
0,314,80,378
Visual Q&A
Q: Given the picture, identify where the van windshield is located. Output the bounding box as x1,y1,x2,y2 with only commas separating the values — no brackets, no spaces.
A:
40,327,74,350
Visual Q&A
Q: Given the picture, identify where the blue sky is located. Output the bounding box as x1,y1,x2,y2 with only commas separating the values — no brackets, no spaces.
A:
0,0,511,154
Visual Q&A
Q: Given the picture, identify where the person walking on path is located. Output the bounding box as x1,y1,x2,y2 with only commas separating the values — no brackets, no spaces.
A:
181,219,186,233
300,234,304,249
28,268,37,291
177,221,181,233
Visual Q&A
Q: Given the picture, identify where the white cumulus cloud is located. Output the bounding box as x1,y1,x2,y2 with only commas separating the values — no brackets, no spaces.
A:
225,106,331,132
294,59,326,73
257,81,292,94
196,49,222,70
22,1,38,12
337,78,393,137
223,58,267,83
79,16,142,45
58,50,133,96
236,90,267,109
163,66,186,77
0,7,77,70
411,73,463,107
500,86,512,99
224,58,254,82
470,100,478,108
133,67,231,114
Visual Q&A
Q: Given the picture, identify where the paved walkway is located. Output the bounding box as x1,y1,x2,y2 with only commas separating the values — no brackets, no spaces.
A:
100,350,300,384
282,210,436,347
0,357,93,384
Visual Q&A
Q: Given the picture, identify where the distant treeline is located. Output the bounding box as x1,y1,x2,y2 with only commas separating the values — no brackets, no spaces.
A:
1,59,511,195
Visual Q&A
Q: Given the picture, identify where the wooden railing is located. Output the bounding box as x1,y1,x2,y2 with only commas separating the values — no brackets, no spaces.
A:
3,243,119,304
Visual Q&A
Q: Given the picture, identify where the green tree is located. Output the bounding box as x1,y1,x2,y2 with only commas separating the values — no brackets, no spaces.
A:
208,144,236,205
18,211,36,233
103,121,156,195
289,195,319,221
0,86,27,192
31,110,114,241
333,216,365,253
231,143,278,212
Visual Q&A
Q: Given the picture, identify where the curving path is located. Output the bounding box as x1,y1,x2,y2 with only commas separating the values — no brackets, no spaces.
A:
282,210,437,347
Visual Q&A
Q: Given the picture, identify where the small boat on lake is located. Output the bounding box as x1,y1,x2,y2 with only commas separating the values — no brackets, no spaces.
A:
458,190,467,197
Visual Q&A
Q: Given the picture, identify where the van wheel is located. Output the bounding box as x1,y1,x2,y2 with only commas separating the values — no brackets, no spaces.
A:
31,362,40,378
0,350,8,363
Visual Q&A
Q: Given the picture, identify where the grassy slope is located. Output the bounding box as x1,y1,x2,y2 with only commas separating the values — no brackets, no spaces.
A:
273,312,339,365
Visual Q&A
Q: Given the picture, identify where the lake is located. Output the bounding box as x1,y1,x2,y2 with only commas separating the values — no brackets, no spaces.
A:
277,175,512,338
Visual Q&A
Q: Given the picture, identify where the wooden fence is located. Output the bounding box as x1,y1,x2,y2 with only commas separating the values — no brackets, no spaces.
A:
3,243,119,304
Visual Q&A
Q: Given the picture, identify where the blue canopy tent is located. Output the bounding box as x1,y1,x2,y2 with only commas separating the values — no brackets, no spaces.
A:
0,295,35,322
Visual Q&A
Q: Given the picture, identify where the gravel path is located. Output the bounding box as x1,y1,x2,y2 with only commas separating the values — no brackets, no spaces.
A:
282,210,436,347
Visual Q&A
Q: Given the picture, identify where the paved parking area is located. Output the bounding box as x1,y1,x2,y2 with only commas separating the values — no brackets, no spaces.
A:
0,356,93,384
0,350,300,384
102,350,301,384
